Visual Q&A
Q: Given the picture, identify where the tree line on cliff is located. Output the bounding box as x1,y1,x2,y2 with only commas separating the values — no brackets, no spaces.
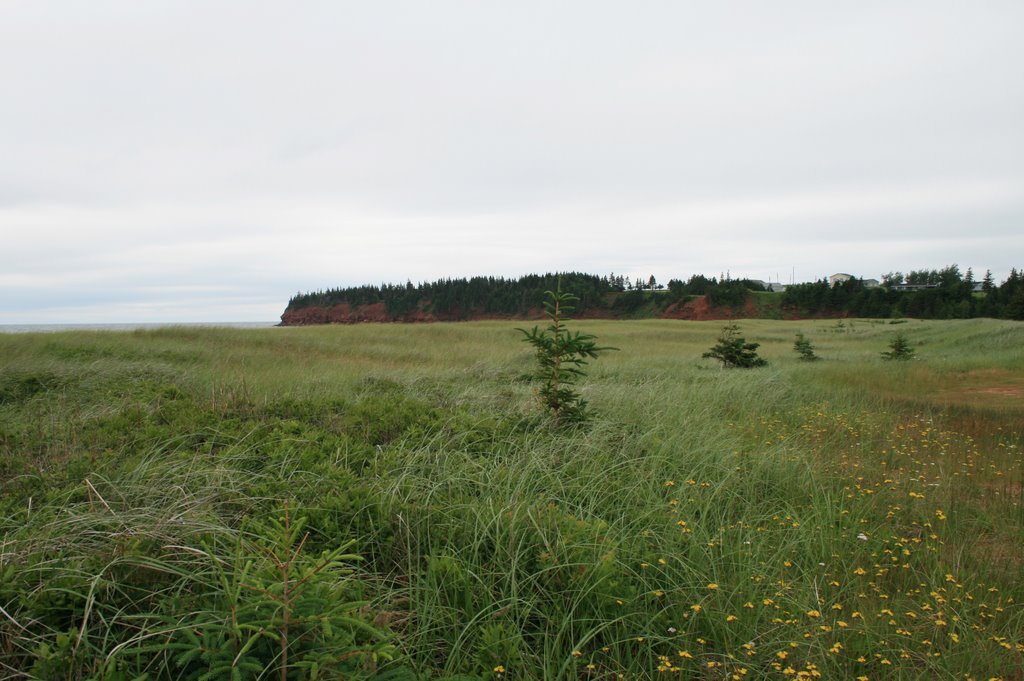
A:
283,266,1024,322
285,272,768,320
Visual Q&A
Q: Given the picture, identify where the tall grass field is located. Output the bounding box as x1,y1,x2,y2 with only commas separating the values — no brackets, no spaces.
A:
1,318,1022,680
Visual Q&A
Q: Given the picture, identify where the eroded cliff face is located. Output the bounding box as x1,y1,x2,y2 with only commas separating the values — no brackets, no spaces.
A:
661,296,760,321
280,302,409,325
279,296,761,325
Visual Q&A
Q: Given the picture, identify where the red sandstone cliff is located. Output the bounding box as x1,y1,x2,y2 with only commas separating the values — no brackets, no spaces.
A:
279,296,763,326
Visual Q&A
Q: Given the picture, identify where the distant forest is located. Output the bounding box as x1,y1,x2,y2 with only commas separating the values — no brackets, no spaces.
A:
782,266,1024,320
284,266,1024,321
285,272,769,319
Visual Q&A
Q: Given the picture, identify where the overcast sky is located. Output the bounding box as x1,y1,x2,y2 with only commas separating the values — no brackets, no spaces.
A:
2,1,1023,323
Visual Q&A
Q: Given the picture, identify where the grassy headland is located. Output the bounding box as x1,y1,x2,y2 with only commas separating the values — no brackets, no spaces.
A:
1,319,1022,679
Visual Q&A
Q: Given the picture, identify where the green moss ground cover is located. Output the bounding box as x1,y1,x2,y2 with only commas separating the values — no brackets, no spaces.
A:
1,319,1022,680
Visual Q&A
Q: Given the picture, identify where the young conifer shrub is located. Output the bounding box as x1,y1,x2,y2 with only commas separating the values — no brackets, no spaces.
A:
881,332,915,360
162,503,396,680
518,281,616,423
703,324,767,368
793,332,819,361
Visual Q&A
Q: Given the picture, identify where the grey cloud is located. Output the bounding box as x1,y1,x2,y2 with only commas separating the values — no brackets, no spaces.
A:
1,1,1023,322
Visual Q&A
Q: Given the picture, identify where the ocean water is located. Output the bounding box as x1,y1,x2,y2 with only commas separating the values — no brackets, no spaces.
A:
0,321,279,334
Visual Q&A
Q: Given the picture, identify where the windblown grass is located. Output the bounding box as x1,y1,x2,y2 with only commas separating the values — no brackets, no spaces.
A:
1,319,1022,679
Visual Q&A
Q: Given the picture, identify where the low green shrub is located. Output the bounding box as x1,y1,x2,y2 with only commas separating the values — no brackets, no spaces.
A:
881,332,915,360
793,333,820,361
702,324,767,368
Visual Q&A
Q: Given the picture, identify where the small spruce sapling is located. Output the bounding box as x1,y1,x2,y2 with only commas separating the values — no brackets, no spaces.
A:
168,502,395,680
881,332,915,361
703,324,767,368
518,281,616,423
793,333,819,361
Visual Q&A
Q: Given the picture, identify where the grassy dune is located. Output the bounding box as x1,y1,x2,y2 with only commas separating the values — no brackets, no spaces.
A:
1,319,1022,680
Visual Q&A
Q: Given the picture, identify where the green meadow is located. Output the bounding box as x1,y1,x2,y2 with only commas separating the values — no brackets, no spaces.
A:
1,319,1022,680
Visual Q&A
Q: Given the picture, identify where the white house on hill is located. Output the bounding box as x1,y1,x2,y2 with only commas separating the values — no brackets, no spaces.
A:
828,273,880,288
749,279,787,292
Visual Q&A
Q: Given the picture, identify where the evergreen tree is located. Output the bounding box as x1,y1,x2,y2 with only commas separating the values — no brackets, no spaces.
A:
881,333,915,361
793,333,819,361
982,270,995,292
1006,291,1024,320
703,325,768,368
518,281,616,423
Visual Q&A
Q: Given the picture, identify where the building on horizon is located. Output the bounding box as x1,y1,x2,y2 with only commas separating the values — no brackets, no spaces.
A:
829,273,880,288
749,279,787,292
